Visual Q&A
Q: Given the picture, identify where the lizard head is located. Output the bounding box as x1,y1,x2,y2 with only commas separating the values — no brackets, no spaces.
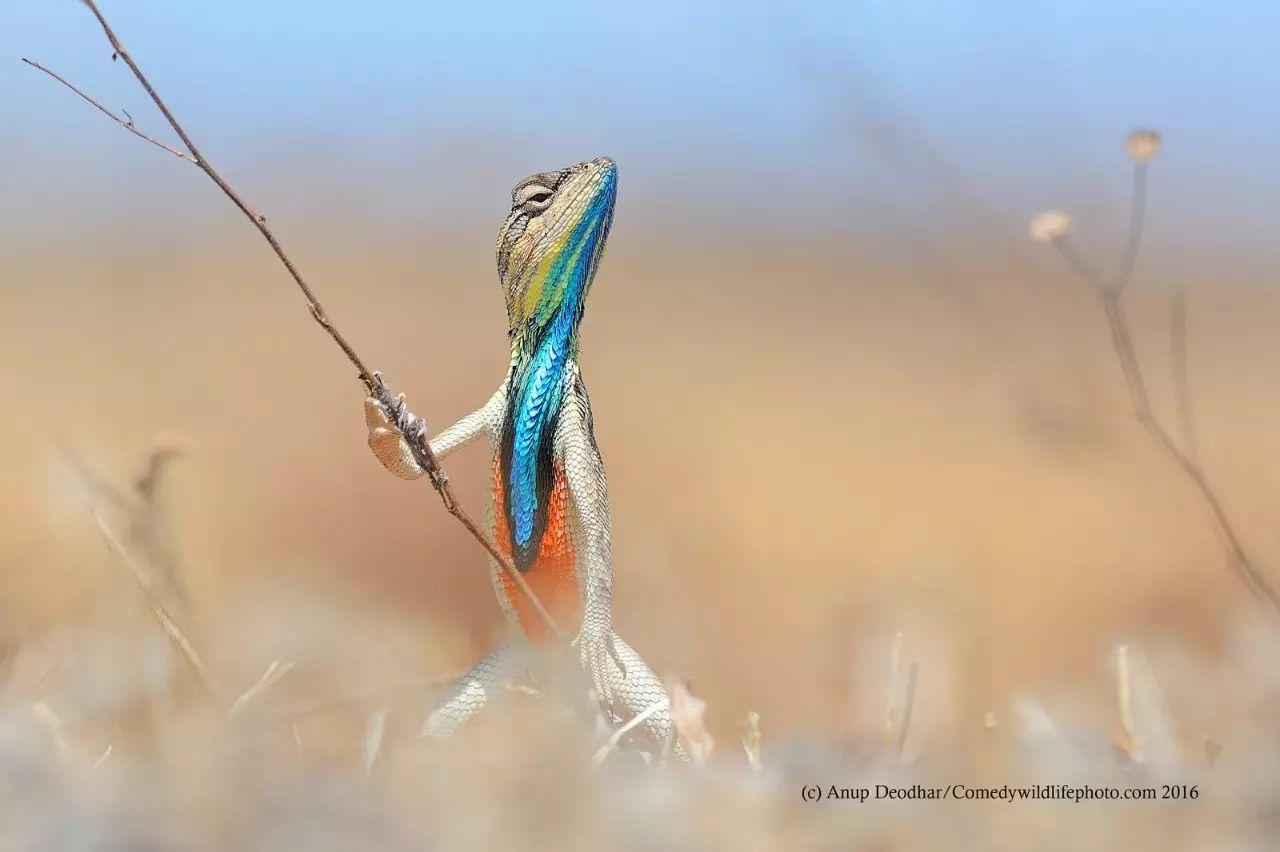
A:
495,156,617,353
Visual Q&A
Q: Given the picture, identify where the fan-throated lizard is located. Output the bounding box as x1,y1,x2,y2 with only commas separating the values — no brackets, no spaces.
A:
363,157,677,754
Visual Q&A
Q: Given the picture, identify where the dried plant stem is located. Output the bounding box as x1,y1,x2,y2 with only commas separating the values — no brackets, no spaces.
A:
93,511,219,700
1170,287,1200,464
20,58,193,162
1111,162,1148,293
883,631,902,746
26,0,559,638
894,660,919,759
1051,161,1280,614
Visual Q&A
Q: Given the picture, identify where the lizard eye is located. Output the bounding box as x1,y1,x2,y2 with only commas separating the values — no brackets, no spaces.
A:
513,182,555,213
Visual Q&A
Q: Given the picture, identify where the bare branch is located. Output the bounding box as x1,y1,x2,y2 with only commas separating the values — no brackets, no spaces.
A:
28,0,561,638
20,57,195,162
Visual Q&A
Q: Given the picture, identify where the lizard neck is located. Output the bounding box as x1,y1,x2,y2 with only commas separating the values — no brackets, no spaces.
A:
501,290,584,572
509,278,585,378
495,157,614,580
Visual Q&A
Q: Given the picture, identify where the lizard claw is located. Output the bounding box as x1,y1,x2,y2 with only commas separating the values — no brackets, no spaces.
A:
575,627,628,708
363,395,425,480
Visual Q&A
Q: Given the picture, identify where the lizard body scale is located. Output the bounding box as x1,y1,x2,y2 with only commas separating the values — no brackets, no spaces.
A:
365,157,677,755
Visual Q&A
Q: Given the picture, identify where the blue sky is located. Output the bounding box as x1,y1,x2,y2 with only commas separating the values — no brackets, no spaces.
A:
4,1,1280,262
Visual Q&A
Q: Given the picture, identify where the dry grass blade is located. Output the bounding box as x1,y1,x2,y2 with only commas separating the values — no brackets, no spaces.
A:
742,711,762,771
364,709,388,777
63,442,190,603
1114,644,1178,766
93,511,218,700
1115,644,1136,755
592,700,667,766
229,660,294,717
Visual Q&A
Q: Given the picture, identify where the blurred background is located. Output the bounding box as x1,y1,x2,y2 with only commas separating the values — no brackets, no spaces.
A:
3,1,1280,847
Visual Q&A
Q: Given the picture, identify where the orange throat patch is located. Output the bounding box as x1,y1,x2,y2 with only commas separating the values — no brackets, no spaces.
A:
492,457,581,642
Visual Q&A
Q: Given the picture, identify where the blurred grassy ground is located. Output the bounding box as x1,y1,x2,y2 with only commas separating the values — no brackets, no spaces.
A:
5,200,1280,730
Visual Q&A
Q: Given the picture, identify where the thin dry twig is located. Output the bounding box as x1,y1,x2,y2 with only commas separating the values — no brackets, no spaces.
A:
26,0,560,638
21,57,194,162
1170,287,1200,465
59,442,134,516
93,511,218,699
1045,144,1280,614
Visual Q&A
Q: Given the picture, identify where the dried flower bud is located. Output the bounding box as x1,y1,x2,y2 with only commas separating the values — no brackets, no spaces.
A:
1029,210,1072,243
1125,129,1161,163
